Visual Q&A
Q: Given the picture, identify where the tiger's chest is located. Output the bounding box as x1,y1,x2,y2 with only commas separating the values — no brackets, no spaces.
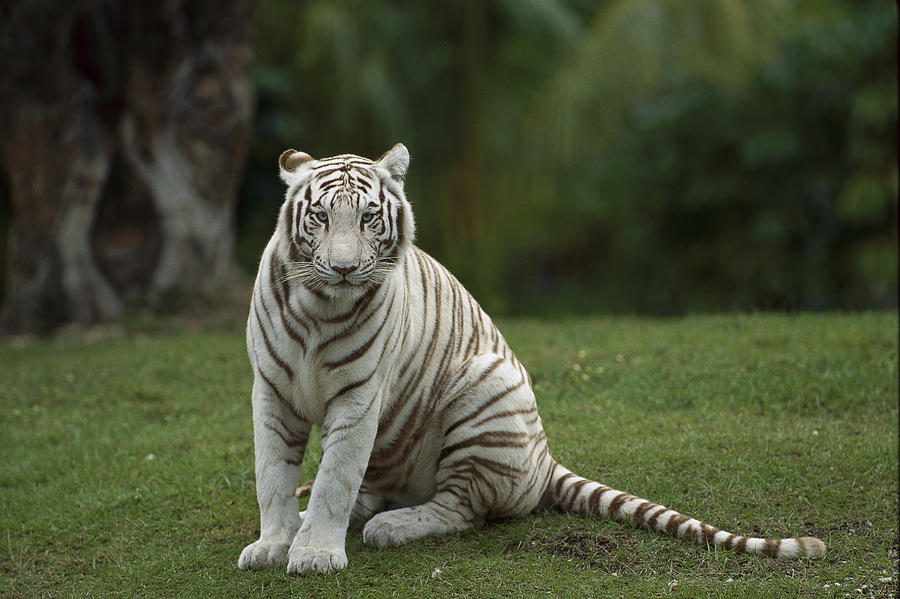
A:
284,347,323,420
277,290,397,425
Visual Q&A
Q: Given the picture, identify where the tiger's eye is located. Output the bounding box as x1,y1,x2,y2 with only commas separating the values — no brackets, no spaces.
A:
315,211,328,223
361,213,374,224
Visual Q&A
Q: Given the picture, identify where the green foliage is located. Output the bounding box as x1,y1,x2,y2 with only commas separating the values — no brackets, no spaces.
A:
238,0,897,316
517,0,897,314
1,313,897,597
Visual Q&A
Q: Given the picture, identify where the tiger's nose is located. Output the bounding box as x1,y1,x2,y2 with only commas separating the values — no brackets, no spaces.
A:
332,263,358,276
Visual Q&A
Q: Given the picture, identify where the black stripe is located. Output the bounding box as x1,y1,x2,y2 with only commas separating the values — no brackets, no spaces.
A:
254,304,294,380
471,405,536,429
320,285,378,324
257,368,306,424
263,421,307,450
323,316,388,369
444,380,527,436
324,369,377,411
439,431,529,462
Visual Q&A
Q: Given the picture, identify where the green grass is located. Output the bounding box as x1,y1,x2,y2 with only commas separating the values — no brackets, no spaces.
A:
1,313,897,598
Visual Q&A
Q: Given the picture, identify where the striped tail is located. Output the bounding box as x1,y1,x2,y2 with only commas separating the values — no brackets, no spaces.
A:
543,462,825,559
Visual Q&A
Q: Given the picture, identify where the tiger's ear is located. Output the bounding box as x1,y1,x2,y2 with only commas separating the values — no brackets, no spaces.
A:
279,149,314,184
376,143,409,182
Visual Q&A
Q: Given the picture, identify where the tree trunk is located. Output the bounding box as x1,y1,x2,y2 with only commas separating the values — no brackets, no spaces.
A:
0,0,255,333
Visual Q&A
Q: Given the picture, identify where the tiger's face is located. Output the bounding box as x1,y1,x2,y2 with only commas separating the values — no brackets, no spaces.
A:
276,144,415,297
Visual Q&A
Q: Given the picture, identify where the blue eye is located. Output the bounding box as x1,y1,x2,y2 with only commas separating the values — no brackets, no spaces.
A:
361,212,374,224
314,211,328,223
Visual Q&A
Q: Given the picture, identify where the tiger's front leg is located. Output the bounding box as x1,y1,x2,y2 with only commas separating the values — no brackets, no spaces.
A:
286,385,381,575
239,377,311,571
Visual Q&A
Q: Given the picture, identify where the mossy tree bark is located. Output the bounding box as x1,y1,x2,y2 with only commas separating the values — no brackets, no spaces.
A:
0,0,255,333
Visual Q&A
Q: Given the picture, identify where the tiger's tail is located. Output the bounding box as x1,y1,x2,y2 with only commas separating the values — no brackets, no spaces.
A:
542,462,825,559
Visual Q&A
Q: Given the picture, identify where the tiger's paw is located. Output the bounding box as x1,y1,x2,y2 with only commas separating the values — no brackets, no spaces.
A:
362,513,420,548
286,545,348,575
238,539,290,570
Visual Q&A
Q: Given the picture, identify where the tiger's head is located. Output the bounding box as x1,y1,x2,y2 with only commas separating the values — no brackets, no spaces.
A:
275,143,415,297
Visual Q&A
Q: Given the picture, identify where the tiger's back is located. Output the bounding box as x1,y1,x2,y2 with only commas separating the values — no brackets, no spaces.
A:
238,144,824,576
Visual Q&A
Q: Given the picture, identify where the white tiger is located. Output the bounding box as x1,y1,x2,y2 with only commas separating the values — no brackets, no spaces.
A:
238,143,825,575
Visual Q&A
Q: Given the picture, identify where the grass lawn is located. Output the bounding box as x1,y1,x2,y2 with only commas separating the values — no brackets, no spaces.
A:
1,312,897,598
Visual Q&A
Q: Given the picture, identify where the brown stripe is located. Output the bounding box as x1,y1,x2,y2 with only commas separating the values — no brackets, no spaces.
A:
646,506,668,530
682,524,698,543
388,254,443,401
256,287,276,327
256,368,308,427
254,305,294,380
314,166,349,178
320,284,378,324
323,316,387,369
317,292,387,350
263,421,307,449
395,202,407,250
588,485,611,513
632,501,657,526
439,431,529,462
734,536,748,553
607,493,630,518
279,309,307,351
471,405,537,429
269,261,310,344
383,191,395,245
264,422,294,449
443,380,527,436
762,538,781,558
325,369,375,409
795,536,806,556
260,269,307,351
269,259,285,311
466,455,525,477
700,522,720,545
465,296,482,357
440,355,506,424
665,514,690,536
274,260,315,336
564,479,592,509
297,186,311,232
354,177,372,192
554,472,578,498
422,267,457,399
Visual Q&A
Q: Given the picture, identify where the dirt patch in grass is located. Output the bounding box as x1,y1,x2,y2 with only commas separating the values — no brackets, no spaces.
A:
548,530,617,567
515,529,623,571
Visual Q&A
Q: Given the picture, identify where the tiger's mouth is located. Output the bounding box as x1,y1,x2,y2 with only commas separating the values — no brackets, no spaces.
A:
309,257,393,292
325,273,371,291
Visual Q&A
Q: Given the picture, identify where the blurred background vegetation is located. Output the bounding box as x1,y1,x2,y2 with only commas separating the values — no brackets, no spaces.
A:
237,0,897,316
2,0,897,325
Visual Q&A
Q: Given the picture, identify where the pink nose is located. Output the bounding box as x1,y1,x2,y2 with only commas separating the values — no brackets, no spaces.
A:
332,264,357,276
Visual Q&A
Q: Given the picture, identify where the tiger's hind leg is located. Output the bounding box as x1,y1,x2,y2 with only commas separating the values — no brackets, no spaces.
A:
361,491,481,547
350,485,386,525
362,353,552,548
